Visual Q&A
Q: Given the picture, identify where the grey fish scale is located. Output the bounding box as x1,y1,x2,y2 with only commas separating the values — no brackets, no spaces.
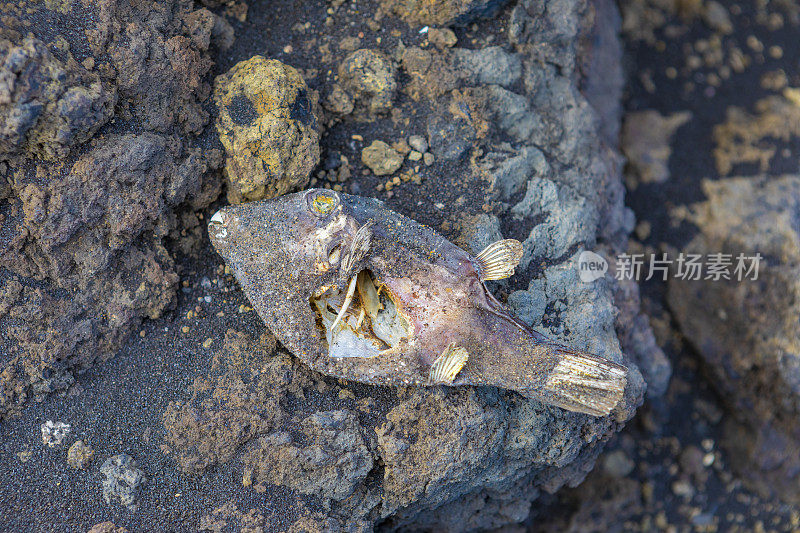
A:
209,189,628,416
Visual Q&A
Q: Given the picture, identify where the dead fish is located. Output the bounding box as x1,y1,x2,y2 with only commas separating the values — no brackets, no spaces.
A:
208,189,627,416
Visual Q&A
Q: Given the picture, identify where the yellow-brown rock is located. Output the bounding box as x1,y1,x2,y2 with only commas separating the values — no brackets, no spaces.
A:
214,57,321,203
338,49,397,120
361,140,403,176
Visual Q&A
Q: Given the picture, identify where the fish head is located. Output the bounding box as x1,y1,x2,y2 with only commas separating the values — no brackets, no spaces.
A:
208,189,392,365
209,189,366,285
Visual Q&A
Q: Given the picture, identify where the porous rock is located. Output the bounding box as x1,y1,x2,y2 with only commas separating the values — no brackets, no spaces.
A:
622,110,692,187
337,49,397,120
0,35,116,161
450,46,522,87
242,410,374,502
361,140,404,176
0,0,224,419
381,0,511,26
67,439,95,469
668,175,800,503
214,56,322,203
100,454,146,510
1,132,220,417
162,329,286,473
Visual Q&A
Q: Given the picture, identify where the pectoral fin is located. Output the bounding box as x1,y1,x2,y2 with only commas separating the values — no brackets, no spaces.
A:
429,343,469,384
475,239,524,281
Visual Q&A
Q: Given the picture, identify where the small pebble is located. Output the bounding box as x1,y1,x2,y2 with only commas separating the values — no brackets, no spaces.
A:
672,479,695,498
408,135,428,152
41,421,71,447
67,440,95,469
603,450,635,477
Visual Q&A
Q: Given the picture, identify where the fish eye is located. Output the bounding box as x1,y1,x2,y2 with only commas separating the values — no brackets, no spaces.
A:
306,190,339,217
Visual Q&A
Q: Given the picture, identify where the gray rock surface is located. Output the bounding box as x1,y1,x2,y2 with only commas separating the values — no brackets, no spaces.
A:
450,47,522,87
100,454,146,510
243,410,374,502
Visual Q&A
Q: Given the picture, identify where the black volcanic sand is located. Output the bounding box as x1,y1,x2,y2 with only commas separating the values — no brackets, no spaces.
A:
0,247,274,531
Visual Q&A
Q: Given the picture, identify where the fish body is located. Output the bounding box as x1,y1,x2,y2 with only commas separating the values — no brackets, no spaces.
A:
209,189,627,416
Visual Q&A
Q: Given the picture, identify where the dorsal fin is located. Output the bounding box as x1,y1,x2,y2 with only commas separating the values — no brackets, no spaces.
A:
474,239,523,281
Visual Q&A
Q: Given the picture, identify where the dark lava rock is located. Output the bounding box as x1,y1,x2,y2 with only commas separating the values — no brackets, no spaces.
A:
1,132,220,417
100,454,146,510
0,35,116,161
381,0,511,26
426,114,475,162
242,410,374,501
0,0,224,418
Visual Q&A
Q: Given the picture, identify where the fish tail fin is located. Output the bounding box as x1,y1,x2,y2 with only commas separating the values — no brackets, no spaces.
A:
538,348,627,417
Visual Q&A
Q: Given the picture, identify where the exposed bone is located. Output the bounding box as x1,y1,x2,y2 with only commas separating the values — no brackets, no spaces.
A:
312,270,413,359
341,221,374,274
330,274,359,331
357,270,380,317
312,298,383,358
475,239,524,281
371,288,410,346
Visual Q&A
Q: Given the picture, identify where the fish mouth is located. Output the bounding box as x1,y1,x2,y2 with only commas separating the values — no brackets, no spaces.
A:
310,269,414,358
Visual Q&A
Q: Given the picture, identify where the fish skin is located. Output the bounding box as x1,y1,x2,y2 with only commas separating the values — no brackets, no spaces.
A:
208,189,628,416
